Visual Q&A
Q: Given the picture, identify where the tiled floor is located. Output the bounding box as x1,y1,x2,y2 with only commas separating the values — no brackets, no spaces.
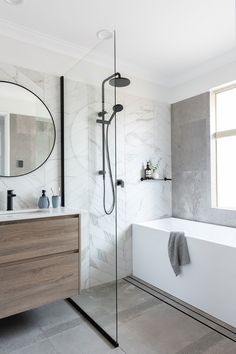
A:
0,280,235,354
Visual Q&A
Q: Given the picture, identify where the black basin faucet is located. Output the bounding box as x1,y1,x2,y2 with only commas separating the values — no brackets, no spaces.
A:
7,190,16,211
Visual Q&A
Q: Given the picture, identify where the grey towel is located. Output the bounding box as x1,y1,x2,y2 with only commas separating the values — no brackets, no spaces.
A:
168,232,190,276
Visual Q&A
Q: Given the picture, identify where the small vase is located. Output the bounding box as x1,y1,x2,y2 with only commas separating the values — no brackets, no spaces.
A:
152,170,160,180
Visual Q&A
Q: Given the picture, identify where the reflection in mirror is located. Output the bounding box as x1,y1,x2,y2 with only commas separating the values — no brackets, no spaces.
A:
0,81,55,177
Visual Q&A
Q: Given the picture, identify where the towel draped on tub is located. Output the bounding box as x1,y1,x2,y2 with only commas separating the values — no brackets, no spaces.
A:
168,232,190,276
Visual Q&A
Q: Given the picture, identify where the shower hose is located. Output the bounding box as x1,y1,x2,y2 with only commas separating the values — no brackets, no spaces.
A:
103,122,115,215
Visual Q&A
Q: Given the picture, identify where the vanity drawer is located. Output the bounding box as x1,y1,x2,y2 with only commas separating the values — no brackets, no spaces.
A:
0,216,79,265
0,252,79,319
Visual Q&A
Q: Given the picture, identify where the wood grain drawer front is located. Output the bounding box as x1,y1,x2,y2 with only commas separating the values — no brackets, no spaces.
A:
0,252,79,319
0,216,79,265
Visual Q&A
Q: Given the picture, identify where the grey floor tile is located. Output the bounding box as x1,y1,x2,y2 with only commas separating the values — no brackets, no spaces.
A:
43,317,83,338
48,322,113,354
29,300,81,331
118,326,162,354
0,280,232,354
119,298,161,323
176,332,224,354
203,337,236,354
106,347,126,354
119,302,212,354
0,312,44,354
129,277,236,341
118,280,156,312
9,339,57,354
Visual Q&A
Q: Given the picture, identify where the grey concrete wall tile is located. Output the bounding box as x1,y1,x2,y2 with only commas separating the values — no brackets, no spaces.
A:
171,92,236,226
172,119,207,172
171,93,210,125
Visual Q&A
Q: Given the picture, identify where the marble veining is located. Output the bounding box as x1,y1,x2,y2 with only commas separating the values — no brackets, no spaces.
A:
65,77,172,288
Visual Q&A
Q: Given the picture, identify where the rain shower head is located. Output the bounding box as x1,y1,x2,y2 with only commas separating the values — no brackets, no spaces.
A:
109,76,130,87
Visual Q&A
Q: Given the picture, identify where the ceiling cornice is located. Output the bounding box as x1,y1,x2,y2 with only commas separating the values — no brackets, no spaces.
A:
168,46,236,87
0,18,170,87
0,18,88,58
0,18,236,90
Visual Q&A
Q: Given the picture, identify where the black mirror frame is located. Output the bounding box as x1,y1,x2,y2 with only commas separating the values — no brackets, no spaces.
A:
0,80,56,178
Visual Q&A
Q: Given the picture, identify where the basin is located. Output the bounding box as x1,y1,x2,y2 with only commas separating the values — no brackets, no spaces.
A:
0,209,48,218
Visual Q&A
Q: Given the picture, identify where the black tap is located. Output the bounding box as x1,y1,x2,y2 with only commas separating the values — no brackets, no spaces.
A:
7,190,16,211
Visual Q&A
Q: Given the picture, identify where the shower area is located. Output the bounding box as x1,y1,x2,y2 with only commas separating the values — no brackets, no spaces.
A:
63,32,126,345
63,30,172,346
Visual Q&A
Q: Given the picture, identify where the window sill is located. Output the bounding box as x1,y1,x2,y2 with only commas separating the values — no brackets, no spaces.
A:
211,206,236,212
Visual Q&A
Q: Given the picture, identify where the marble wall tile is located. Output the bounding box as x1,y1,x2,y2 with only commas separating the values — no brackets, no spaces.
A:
0,63,61,210
64,77,172,287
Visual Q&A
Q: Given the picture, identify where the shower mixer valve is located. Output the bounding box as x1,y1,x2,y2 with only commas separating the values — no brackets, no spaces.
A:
98,170,106,176
97,110,110,124
98,110,107,117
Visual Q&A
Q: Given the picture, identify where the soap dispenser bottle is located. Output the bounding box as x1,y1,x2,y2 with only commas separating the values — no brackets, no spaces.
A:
145,161,152,180
38,190,50,209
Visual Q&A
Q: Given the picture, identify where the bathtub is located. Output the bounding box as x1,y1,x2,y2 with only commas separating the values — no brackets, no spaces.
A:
132,217,236,327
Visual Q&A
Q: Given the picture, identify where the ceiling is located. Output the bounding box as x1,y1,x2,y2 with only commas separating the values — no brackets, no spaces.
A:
0,0,235,87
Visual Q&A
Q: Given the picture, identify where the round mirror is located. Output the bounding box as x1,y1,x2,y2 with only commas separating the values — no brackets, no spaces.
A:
0,81,56,177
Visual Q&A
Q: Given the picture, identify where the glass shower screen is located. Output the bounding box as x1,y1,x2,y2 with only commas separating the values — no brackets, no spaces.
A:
64,32,118,344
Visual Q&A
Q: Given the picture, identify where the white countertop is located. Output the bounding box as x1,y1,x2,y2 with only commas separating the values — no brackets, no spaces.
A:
0,207,86,223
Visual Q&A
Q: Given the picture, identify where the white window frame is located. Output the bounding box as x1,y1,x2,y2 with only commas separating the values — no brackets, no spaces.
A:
210,83,236,210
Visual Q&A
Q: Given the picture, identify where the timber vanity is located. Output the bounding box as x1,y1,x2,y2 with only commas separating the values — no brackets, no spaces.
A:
0,208,80,319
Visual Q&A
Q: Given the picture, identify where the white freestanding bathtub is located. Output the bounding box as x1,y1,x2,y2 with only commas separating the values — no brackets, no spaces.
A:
132,217,236,327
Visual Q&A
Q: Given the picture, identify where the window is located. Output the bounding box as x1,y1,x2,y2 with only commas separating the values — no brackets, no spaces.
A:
212,85,236,210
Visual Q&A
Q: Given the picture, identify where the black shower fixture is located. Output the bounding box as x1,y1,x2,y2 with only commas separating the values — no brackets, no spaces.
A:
109,76,130,87
97,104,123,125
97,72,130,215
113,103,123,112
108,104,123,124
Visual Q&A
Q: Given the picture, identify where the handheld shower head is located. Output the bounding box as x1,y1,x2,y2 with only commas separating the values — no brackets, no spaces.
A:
113,104,123,112
108,104,123,124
